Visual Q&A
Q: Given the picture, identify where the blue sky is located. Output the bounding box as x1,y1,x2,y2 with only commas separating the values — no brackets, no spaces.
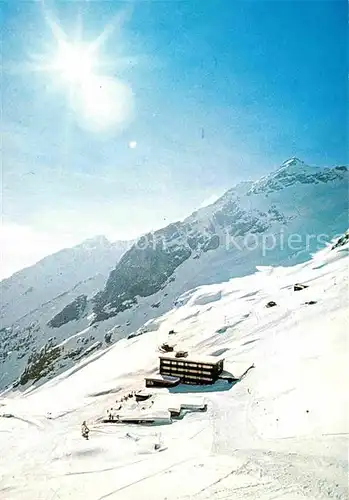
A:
1,0,347,276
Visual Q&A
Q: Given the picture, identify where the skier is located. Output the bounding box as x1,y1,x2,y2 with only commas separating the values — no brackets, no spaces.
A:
154,433,163,451
81,421,90,440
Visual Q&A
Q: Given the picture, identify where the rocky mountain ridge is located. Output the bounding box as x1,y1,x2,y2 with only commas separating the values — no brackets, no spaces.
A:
0,159,347,391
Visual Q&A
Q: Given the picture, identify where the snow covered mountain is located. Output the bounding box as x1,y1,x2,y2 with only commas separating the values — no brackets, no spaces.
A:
0,235,348,500
92,158,348,322
0,158,347,392
0,237,131,390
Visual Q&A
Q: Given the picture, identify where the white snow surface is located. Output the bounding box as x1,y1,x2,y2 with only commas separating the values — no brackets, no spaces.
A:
0,242,348,499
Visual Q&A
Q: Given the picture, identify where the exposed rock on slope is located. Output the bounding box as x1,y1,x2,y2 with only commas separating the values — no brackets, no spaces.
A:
47,295,88,328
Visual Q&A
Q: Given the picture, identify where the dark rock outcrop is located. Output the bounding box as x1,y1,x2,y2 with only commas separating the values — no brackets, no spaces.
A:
48,295,88,328
294,284,309,291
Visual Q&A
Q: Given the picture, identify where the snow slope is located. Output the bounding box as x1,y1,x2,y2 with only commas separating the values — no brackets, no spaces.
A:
0,238,348,500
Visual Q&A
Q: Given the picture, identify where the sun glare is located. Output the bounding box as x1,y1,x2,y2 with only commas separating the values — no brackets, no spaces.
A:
31,10,135,132
75,76,134,131
53,41,95,85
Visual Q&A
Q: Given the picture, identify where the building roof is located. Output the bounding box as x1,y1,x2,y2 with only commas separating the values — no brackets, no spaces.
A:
159,353,225,365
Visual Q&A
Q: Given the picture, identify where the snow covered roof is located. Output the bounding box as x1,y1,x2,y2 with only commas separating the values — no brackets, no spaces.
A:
118,409,171,421
159,353,224,365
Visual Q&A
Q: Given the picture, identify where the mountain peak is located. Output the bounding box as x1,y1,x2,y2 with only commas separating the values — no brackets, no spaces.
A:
281,157,305,168
247,158,347,196
78,235,111,250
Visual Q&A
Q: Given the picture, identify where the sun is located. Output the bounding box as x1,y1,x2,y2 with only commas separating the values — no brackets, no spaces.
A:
52,41,95,85
29,10,135,132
